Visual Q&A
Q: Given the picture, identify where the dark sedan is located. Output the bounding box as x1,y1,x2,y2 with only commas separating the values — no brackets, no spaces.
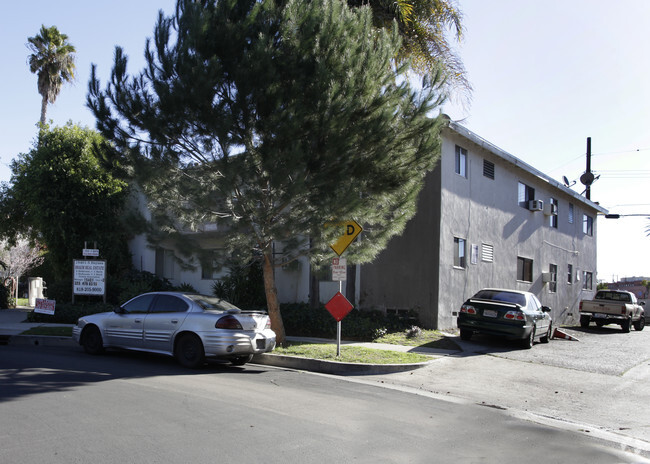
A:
457,288,552,349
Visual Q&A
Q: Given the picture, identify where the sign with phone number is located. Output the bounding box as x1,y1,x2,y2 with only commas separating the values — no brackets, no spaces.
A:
73,260,106,295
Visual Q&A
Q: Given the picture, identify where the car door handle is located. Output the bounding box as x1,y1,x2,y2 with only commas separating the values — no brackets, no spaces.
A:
171,319,179,324
135,319,142,323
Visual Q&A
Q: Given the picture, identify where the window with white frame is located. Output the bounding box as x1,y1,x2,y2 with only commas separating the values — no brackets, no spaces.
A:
549,198,558,228
454,237,466,268
567,264,573,284
455,146,467,178
155,248,175,280
548,264,557,293
201,249,226,280
582,271,593,290
483,159,495,179
583,214,593,236
517,256,533,282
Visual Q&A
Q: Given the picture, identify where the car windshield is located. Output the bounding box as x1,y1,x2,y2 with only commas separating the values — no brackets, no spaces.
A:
185,294,241,312
473,290,526,306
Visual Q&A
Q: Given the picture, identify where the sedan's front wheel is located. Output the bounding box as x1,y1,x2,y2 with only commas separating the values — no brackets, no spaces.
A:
82,326,105,355
175,333,205,369
540,323,552,344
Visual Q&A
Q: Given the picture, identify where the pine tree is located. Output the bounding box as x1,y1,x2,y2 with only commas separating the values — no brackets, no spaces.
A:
88,0,445,344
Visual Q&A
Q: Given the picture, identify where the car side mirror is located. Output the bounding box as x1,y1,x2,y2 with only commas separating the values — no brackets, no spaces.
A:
541,306,551,313
115,306,125,314
640,301,646,306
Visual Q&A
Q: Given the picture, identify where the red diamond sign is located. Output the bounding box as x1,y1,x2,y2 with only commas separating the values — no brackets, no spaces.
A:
325,292,354,322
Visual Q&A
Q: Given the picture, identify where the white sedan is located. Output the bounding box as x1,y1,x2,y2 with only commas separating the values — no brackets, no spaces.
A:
72,292,276,368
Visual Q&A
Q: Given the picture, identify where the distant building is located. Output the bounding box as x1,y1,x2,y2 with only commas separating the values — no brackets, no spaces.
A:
606,278,649,300
128,119,608,330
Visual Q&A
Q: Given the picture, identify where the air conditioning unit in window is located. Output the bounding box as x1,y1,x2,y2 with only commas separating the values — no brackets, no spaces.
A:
528,199,544,212
543,203,558,216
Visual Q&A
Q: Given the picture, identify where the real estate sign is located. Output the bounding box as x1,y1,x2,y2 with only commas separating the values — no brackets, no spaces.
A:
73,260,106,296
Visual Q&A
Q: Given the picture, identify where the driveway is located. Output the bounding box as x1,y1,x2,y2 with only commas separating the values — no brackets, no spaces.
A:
358,324,650,455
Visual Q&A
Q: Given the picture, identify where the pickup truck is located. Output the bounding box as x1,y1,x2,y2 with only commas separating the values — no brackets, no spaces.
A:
579,290,645,332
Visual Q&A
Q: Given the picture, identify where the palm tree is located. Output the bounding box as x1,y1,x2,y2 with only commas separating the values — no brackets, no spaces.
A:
27,25,76,127
347,0,471,102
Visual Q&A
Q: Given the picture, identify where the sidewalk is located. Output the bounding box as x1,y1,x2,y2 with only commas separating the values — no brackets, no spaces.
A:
0,307,74,336
0,307,456,373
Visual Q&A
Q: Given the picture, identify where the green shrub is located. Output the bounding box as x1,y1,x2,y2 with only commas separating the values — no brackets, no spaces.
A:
212,261,266,310
281,303,420,341
26,302,116,324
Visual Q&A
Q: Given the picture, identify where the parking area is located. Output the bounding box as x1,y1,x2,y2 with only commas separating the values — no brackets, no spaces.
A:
454,323,650,376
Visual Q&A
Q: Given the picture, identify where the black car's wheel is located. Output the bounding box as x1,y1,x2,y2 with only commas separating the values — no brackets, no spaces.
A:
540,323,552,344
580,315,591,328
175,333,205,369
459,329,472,341
595,320,606,328
81,326,105,355
521,327,535,349
230,354,253,366
633,316,645,331
621,317,632,333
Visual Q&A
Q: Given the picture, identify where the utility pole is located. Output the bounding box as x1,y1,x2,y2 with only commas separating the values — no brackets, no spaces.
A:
580,137,595,200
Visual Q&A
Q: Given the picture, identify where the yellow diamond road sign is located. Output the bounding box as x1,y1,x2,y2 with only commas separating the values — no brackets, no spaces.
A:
330,220,363,256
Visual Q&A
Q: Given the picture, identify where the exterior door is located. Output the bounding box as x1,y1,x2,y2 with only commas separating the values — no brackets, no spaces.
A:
104,294,155,348
142,294,190,353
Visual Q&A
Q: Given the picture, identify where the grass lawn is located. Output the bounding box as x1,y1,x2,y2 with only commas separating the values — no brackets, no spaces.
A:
274,342,432,364
20,326,73,337
374,329,461,352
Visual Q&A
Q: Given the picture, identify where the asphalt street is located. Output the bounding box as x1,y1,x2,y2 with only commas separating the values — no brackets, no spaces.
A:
1,343,647,464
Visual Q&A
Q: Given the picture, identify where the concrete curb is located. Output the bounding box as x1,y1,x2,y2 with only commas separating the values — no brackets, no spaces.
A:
2,334,77,348
252,352,435,375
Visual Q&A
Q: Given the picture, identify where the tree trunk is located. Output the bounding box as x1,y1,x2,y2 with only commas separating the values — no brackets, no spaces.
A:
262,251,286,346
40,95,48,127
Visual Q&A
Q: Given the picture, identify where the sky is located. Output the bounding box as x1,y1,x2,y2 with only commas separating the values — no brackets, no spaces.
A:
1,0,649,282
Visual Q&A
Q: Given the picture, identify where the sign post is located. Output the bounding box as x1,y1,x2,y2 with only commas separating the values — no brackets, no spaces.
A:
326,221,363,356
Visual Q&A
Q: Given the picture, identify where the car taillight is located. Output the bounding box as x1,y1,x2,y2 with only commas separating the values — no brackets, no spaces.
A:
216,315,243,330
621,305,627,315
460,304,476,314
504,311,525,321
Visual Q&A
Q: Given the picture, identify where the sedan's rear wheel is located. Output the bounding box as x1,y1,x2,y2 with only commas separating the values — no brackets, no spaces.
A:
81,326,104,355
459,329,472,341
175,333,205,369
521,327,535,349
230,354,253,366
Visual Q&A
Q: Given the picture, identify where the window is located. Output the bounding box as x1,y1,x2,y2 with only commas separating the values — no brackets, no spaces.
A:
567,264,573,284
583,214,593,236
155,248,175,279
483,159,495,179
150,295,189,313
582,271,593,290
454,237,466,268
549,198,558,228
568,203,574,224
548,264,557,293
517,256,533,282
201,249,225,279
455,146,467,178
518,182,535,208
122,294,155,313
481,243,494,263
